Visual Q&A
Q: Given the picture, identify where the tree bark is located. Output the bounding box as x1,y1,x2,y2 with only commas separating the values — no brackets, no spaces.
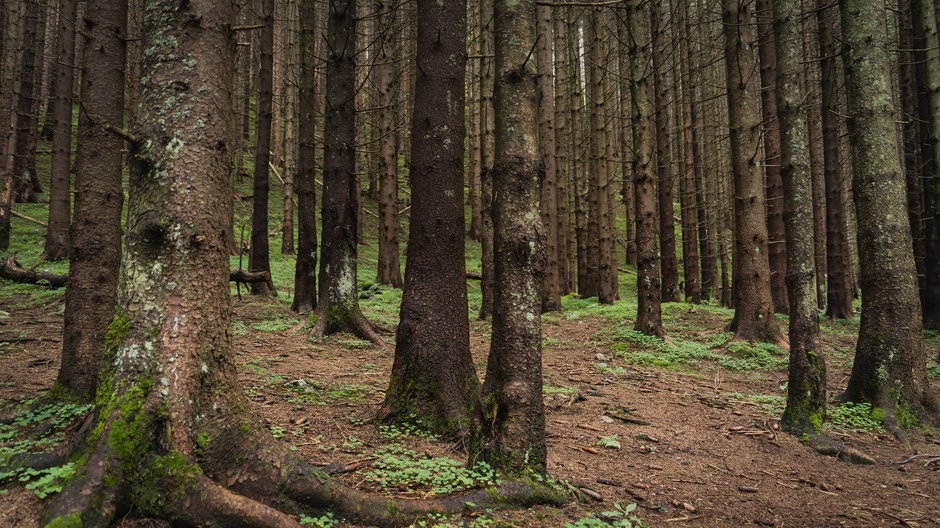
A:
817,0,853,319
651,0,680,303
314,0,382,345
11,0,40,204
42,0,77,261
292,0,318,313
675,0,700,304
381,0,480,438
756,0,789,314
475,0,547,476
773,0,826,437
630,0,664,338
250,0,277,296
840,0,939,426
536,3,560,313
552,8,572,293
56,0,126,400
722,0,784,345
375,0,402,288
281,0,299,256
478,0,496,320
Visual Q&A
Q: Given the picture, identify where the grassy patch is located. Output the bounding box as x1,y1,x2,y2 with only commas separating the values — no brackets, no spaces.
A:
366,445,497,495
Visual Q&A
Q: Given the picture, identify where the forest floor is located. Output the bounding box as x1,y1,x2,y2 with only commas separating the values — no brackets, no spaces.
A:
2,282,940,527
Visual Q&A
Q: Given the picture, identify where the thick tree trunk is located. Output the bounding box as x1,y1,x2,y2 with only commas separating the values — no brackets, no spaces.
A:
11,0,40,204
292,0,318,313
817,0,853,319
381,0,480,438
756,0,789,314
56,0,126,400
630,0,664,338
840,0,939,426
250,0,277,296
651,0,680,303
773,0,826,437
42,0,77,261
722,0,784,345
314,0,381,345
375,0,402,288
280,0,299,256
801,0,827,311
675,0,700,304
536,4,560,313
476,0,547,476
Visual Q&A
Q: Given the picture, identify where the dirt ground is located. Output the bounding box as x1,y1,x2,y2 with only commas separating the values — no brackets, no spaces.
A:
2,292,939,528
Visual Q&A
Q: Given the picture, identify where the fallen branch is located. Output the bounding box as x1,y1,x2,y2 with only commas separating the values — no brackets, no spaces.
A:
1,260,270,288
10,210,47,227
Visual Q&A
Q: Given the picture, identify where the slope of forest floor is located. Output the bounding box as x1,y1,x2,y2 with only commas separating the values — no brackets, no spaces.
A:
2,281,940,527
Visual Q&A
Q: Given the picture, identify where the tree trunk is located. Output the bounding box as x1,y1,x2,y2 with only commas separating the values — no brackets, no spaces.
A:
475,0,547,476
552,8,572,294
56,0,126,400
291,0,318,313
817,0,853,319
722,0,784,345
280,0,298,256
11,0,40,204
840,0,939,426
756,0,789,314
630,0,664,338
478,0,495,320
801,0,827,311
675,0,700,304
375,0,402,288
651,0,680,303
468,0,483,243
314,0,381,345
773,0,826,436
536,4,560,313
250,0,277,296
42,0,78,261
381,0,479,437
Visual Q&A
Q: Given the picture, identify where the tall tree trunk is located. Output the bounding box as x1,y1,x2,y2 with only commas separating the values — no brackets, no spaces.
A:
478,0,496,320
898,0,924,310
570,17,588,295
292,0,318,313
536,3,560,312
913,0,940,329
616,13,636,270
11,0,40,204
553,7,572,294
375,0,402,288
280,0,298,256
475,0,547,476
675,0,700,304
314,0,381,345
56,0,126,399
250,0,277,296
817,0,853,319
468,0,483,242
722,0,784,344
42,0,78,260
774,0,826,436
630,0,664,338
651,0,680,303
756,0,789,314
841,0,939,426
382,0,479,437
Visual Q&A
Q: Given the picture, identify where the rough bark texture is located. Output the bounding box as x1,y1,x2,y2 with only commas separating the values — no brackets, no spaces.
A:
280,0,298,256
773,0,826,436
56,0,126,400
629,0,663,338
840,0,939,424
552,8,572,294
249,0,276,296
314,0,381,345
291,0,318,313
722,0,784,345
536,4,560,313
756,0,789,315
375,0,402,288
478,0,495,320
817,0,853,319
476,0,547,476
651,0,680,303
381,0,480,438
11,0,40,204
42,0,78,261
675,0,701,304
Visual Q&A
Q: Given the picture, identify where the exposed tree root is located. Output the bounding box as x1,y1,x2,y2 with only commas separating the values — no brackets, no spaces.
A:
180,475,302,528
312,309,386,346
807,434,876,465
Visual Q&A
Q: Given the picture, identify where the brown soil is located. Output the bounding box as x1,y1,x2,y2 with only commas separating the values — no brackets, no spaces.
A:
2,293,939,528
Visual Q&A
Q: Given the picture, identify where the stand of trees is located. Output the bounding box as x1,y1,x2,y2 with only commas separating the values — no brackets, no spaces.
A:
0,0,936,523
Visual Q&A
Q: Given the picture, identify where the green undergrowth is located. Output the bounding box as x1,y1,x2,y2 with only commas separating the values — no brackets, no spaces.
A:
0,400,92,498
826,402,885,433
564,502,645,528
366,445,498,495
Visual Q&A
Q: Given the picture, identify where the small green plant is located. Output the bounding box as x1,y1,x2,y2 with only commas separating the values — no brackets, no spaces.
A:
927,364,940,380
366,446,497,495
250,316,296,333
596,435,621,449
718,342,787,371
542,385,577,395
269,425,286,439
594,363,627,376
564,502,644,528
706,332,734,348
827,402,884,433
378,414,439,440
300,512,340,527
